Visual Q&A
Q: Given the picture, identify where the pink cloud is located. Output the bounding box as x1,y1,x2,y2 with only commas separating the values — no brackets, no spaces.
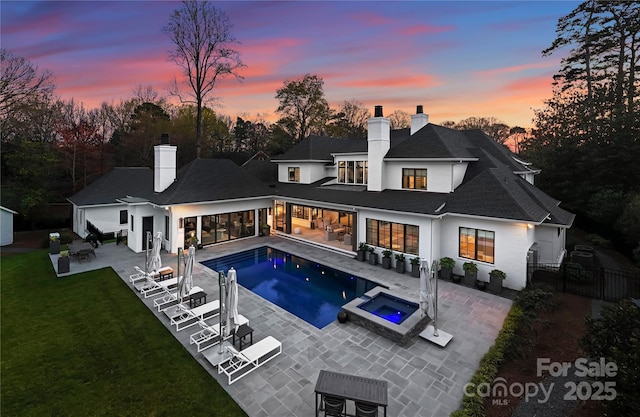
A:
399,24,454,36
475,62,555,77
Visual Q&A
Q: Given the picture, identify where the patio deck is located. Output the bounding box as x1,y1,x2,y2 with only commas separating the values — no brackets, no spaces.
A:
50,236,512,417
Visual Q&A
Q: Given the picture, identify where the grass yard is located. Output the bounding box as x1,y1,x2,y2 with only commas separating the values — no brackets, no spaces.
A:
1,250,247,417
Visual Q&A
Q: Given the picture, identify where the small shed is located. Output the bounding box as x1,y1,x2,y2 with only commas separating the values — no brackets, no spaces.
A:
0,206,18,246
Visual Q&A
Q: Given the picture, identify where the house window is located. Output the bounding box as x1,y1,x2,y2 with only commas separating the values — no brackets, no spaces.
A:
402,168,427,190
119,210,128,225
288,167,300,182
459,227,495,263
338,160,368,185
291,205,310,220
366,218,419,255
165,216,170,241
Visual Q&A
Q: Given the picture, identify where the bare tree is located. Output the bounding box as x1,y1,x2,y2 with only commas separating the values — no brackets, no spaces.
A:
163,1,245,158
388,110,410,129
0,49,55,137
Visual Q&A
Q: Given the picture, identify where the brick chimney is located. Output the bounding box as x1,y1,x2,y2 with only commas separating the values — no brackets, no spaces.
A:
367,105,390,192
154,133,176,193
411,105,429,135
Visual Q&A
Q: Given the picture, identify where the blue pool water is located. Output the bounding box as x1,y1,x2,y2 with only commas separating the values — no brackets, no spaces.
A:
200,246,379,329
357,293,419,324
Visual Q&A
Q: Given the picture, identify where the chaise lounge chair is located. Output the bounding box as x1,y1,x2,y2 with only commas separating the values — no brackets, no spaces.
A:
153,285,205,312
189,314,249,352
138,277,179,298
217,336,282,385
129,266,152,285
169,300,220,331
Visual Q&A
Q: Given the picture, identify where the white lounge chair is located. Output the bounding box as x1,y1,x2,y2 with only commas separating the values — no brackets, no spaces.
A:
217,336,282,385
138,277,179,298
153,290,179,312
189,314,249,352
170,300,220,331
129,266,151,285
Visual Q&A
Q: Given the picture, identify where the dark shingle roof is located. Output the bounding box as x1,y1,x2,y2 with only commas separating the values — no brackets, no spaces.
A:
242,159,278,184
271,136,367,161
153,159,271,205
386,124,476,159
272,130,411,161
67,167,153,206
69,122,573,227
272,179,448,215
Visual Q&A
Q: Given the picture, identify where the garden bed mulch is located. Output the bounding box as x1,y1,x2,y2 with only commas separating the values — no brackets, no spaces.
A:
485,292,602,417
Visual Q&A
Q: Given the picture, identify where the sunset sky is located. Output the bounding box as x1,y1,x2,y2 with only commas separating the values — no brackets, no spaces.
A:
2,1,581,128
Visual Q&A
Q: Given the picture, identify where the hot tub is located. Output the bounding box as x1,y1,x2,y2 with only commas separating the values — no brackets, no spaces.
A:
357,293,419,325
342,288,429,345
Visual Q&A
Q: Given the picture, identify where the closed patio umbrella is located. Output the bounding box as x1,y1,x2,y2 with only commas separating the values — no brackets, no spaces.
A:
420,259,434,319
223,267,240,338
146,231,163,273
178,245,195,302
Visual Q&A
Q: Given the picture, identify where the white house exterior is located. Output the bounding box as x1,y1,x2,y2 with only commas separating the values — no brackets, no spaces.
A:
0,206,18,246
68,105,574,290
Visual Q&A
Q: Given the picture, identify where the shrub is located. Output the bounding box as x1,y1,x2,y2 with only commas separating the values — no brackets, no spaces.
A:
382,249,392,258
585,233,612,248
463,261,478,274
394,253,406,262
581,299,640,417
440,257,455,269
358,242,368,251
410,257,420,265
565,262,593,283
489,269,506,279
452,286,554,417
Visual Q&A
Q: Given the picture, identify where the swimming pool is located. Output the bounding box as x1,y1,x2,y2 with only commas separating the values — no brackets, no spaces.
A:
201,246,380,328
357,293,419,324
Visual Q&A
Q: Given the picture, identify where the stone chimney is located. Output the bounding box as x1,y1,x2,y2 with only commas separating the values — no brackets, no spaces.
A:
154,133,177,193
367,105,390,192
411,105,429,135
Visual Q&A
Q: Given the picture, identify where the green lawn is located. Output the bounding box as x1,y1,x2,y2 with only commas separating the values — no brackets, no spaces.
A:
1,250,248,417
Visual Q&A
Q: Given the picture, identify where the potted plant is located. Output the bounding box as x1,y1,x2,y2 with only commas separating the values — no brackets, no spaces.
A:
381,249,392,269
187,234,199,249
488,269,506,293
261,223,271,236
395,253,406,274
58,250,70,274
439,257,455,281
49,233,61,255
463,261,478,286
368,246,378,266
357,242,368,262
410,257,421,277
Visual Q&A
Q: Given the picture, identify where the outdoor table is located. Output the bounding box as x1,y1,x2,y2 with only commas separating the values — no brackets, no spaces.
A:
154,267,173,281
232,324,254,350
314,369,388,417
69,242,96,262
189,290,207,308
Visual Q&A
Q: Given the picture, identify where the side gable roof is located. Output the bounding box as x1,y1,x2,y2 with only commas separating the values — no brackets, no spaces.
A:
152,159,271,205
67,167,153,206
271,136,367,161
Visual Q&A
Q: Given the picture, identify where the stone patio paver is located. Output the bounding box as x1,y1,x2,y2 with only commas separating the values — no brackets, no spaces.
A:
51,236,512,416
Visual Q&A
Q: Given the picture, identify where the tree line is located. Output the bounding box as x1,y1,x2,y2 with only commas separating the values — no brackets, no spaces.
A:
2,0,638,265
